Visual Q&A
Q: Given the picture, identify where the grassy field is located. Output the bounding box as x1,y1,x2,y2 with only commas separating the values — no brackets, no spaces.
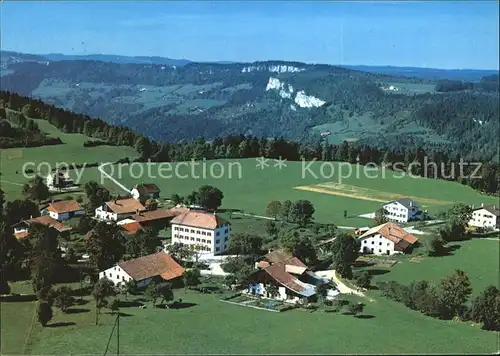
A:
1,282,496,355
0,118,138,200
79,158,498,227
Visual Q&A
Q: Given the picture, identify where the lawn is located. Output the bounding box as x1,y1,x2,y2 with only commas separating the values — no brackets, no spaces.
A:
0,118,138,200
79,158,498,227
4,287,496,355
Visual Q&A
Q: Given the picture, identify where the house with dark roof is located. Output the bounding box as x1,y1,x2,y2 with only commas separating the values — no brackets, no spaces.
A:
469,203,500,230
382,197,425,223
131,183,161,201
12,215,72,239
41,200,84,221
246,249,334,304
98,251,185,288
95,198,146,221
358,222,419,255
170,211,231,255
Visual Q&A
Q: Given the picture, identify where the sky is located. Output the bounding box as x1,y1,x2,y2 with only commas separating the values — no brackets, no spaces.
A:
1,1,499,69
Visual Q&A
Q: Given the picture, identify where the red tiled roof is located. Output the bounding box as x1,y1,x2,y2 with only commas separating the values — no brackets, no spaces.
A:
263,262,306,294
117,252,184,281
171,211,229,229
105,198,146,214
26,216,72,232
359,222,418,249
46,200,83,214
14,231,29,239
132,207,188,223
120,222,143,234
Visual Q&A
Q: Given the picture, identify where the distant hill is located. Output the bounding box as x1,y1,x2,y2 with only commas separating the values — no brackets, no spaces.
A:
1,51,498,161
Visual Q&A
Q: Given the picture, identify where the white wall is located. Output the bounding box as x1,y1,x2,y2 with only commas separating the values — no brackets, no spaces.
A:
383,202,409,223
359,233,397,255
95,206,118,221
99,265,134,286
469,209,498,228
171,222,230,255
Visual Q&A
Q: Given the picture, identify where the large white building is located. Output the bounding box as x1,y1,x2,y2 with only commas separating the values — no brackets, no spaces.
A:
469,204,499,230
382,198,424,223
170,211,231,255
99,251,184,288
95,198,146,221
358,222,419,256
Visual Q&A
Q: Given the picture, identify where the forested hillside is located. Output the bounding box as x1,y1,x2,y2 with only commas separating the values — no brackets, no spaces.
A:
1,57,498,162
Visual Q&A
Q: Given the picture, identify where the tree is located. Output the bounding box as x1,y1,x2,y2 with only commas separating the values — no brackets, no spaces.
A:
53,286,74,313
22,103,36,118
170,194,184,206
438,269,472,319
183,268,201,290
86,222,125,270
373,208,388,225
221,256,250,274
440,203,472,242
265,284,279,299
228,232,263,257
279,200,292,222
166,242,195,265
265,201,282,220
156,282,174,305
427,235,446,256
108,299,120,315
354,271,372,289
265,220,278,237
315,283,329,306
347,302,364,317
4,199,39,226
144,198,158,211
289,200,315,227
37,300,53,327
279,229,317,265
0,277,10,295
329,233,360,279
469,285,500,331
92,278,116,325
126,227,159,259
84,181,110,212
196,185,224,210
22,175,50,205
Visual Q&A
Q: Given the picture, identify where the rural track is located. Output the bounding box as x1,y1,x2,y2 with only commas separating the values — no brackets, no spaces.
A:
98,162,132,194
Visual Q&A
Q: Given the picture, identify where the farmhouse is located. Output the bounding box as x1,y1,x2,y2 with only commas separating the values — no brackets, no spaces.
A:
247,250,332,304
382,198,424,223
358,222,418,256
171,210,230,254
468,204,499,230
132,207,189,229
131,183,161,200
95,198,146,221
41,200,84,221
45,169,74,190
98,251,184,287
12,215,72,239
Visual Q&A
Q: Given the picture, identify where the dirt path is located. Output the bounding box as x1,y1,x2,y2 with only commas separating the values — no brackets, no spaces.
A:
98,162,131,194
232,212,275,220
295,185,388,203
315,270,374,302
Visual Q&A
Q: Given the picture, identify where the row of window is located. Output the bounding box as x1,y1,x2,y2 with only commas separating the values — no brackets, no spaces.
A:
362,240,391,246
175,235,212,244
174,227,213,236
472,213,495,219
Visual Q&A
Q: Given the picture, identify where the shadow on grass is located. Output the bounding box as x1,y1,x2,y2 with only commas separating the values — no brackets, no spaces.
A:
105,312,133,317
118,300,143,308
0,294,37,302
218,208,242,213
367,269,390,276
355,314,376,319
429,244,462,257
66,308,90,314
48,322,76,328
74,299,90,306
167,302,197,309
353,260,375,268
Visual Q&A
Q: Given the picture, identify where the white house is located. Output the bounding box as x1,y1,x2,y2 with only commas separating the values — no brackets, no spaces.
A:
98,251,184,288
42,200,84,221
469,204,500,230
170,211,231,255
46,170,74,190
382,198,424,223
12,215,72,239
95,198,146,221
130,183,161,201
358,222,419,256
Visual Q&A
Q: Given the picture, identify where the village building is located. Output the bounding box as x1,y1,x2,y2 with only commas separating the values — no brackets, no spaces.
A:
12,215,72,239
132,207,189,230
41,200,84,221
131,183,161,201
95,198,146,221
45,169,74,190
246,250,336,304
469,204,500,230
358,222,418,256
98,251,184,288
382,198,425,223
170,210,230,255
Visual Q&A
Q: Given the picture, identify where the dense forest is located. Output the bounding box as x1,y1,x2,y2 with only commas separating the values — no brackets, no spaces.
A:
1,60,498,162
1,91,498,196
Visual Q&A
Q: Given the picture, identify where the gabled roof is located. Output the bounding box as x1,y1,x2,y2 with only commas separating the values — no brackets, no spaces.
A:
261,258,314,297
117,251,184,281
46,200,83,214
259,249,294,265
384,198,419,209
132,207,189,223
14,216,72,237
133,183,161,195
104,198,146,214
473,205,500,217
359,222,418,248
171,211,229,229
120,221,143,234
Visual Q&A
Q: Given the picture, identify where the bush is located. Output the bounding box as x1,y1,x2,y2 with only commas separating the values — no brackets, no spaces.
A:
37,300,53,327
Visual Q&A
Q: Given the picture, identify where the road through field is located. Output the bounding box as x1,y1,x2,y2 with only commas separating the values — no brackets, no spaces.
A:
98,162,132,194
